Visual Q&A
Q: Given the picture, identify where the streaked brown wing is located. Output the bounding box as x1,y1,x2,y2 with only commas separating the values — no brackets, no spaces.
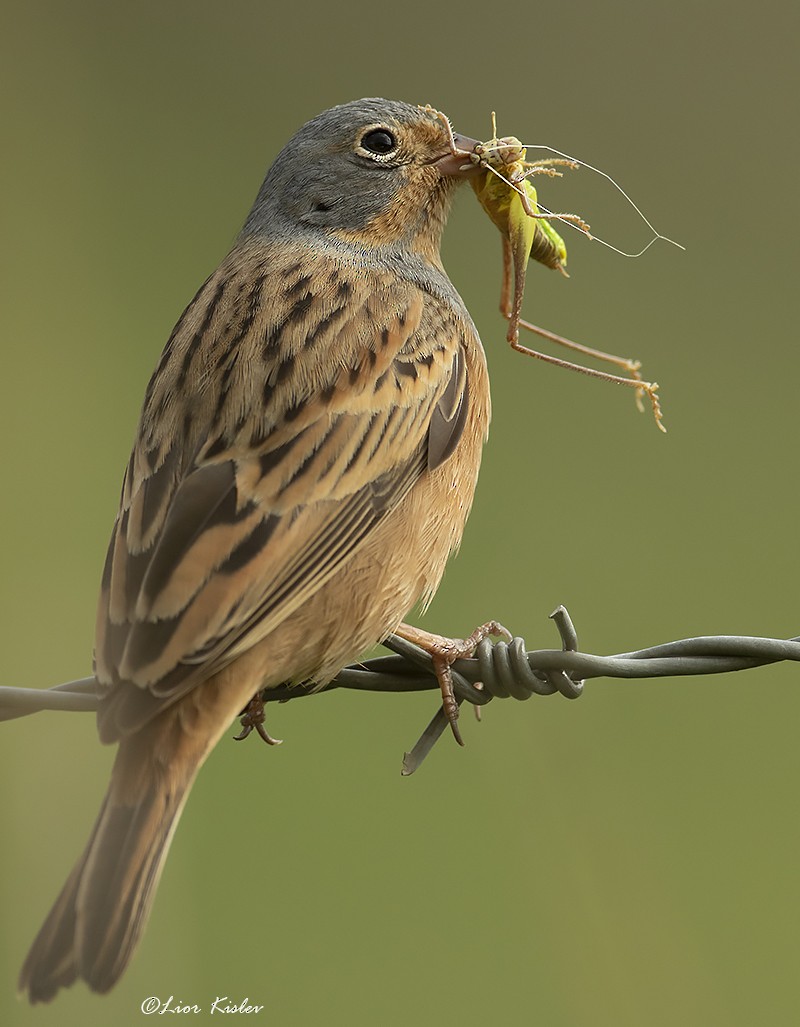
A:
95,245,471,739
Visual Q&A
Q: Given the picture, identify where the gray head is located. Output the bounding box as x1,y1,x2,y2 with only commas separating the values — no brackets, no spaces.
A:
240,98,479,253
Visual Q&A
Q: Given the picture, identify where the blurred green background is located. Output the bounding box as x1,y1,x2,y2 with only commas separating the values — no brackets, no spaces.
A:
1,1,798,1024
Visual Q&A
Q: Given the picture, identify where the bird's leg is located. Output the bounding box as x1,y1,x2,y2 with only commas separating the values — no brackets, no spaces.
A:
395,620,511,746
233,693,283,745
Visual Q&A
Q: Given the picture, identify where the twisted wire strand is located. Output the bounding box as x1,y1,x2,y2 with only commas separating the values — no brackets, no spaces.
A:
2,607,799,772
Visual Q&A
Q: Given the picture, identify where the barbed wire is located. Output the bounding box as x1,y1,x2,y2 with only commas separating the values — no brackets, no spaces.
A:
2,606,798,774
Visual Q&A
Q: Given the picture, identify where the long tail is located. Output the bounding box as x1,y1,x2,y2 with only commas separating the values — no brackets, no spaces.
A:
19,720,201,1003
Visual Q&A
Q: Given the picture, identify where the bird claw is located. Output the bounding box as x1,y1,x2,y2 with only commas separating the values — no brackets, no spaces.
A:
233,694,283,745
396,620,511,745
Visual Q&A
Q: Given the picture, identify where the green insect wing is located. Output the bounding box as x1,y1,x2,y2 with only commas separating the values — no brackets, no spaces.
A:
471,171,568,274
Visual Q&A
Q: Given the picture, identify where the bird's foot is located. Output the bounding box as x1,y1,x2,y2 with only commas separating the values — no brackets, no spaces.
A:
233,694,283,745
395,620,511,745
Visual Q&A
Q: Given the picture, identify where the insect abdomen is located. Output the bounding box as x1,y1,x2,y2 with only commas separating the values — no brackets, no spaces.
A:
530,222,566,272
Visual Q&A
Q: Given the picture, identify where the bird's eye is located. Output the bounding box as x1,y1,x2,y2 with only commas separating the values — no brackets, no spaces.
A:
360,129,397,155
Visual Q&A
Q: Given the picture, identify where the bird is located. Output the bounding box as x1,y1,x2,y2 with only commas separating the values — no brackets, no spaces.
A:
19,97,492,1002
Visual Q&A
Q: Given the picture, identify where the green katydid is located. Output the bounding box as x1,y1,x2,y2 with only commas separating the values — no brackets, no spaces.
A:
425,106,669,431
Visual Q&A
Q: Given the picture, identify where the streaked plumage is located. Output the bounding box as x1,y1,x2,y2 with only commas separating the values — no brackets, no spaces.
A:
20,98,489,1002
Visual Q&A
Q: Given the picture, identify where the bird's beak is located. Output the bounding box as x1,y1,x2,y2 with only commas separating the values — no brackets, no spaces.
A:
433,133,483,178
